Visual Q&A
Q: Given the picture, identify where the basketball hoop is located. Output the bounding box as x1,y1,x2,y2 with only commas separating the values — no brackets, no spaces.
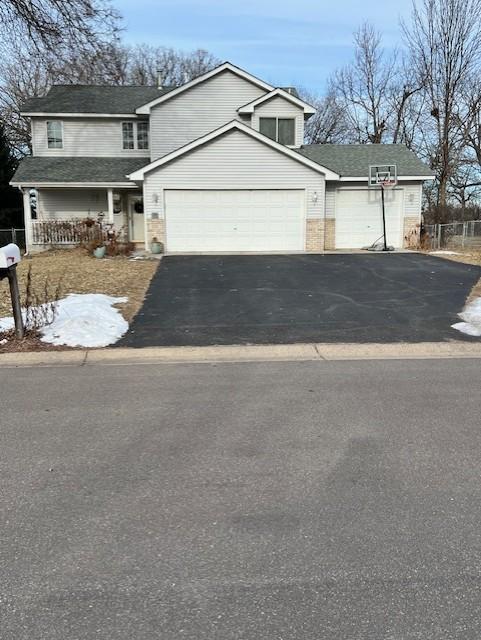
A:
367,164,398,252
369,164,398,188
380,178,396,189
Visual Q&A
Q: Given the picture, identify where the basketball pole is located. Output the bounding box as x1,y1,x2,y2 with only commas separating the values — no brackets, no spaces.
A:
381,184,388,251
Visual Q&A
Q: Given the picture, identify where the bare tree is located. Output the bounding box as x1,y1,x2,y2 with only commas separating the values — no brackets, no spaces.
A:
0,0,120,54
301,85,349,144
119,46,220,86
403,0,481,207
388,56,425,145
333,23,396,143
0,43,220,155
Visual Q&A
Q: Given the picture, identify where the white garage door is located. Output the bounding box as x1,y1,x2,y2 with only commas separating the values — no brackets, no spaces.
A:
335,188,403,249
165,189,305,253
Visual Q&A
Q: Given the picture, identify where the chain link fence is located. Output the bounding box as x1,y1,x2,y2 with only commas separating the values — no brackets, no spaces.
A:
424,220,481,251
0,228,26,249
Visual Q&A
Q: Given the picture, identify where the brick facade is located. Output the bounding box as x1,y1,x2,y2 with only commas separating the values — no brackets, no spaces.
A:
403,216,421,248
324,219,336,250
305,219,324,252
143,211,420,253
146,218,165,249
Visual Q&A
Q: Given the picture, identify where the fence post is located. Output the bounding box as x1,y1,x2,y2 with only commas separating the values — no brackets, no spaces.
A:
462,222,467,248
12,228,16,244
437,224,441,249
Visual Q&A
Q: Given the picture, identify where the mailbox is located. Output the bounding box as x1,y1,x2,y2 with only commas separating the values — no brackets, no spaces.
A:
0,243,21,270
0,243,24,338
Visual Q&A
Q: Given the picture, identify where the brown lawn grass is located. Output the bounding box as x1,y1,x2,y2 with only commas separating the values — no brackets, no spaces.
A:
0,249,158,323
427,249,481,267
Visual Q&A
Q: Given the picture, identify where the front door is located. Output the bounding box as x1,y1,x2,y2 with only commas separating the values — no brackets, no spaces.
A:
128,195,145,243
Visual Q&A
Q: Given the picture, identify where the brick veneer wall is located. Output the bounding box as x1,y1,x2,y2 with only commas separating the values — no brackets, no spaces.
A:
324,219,336,250
306,219,324,252
146,218,165,248
403,216,420,248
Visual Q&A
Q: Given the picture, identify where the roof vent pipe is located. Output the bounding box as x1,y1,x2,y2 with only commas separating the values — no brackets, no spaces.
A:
157,70,163,90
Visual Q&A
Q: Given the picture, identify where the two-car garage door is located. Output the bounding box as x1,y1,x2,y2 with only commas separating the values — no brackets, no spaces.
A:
165,189,305,253
335,188,403,249
163,187,405,252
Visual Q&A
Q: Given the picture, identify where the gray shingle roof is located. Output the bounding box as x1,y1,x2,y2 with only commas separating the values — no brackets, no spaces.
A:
297,144,432,178
22,83,299,114
11,157,148,184
21,85,175,114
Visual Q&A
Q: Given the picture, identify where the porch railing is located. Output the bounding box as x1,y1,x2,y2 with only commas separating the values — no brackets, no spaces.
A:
31,219,107,245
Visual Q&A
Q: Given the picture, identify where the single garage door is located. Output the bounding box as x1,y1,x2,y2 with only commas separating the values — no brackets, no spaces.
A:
335,188,403,249
165,189,305,252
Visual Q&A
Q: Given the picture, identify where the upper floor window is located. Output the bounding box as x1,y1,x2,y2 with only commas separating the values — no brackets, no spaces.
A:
259,117,295,146
122,121,149,150
47,120,63,149
137,121,149,149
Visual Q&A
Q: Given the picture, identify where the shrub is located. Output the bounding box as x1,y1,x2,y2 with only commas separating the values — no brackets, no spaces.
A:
23,264,63,333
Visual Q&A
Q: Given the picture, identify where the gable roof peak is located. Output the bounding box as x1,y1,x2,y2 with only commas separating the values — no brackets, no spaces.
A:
238,88,315,115
135,62,274,114
127,119,339,181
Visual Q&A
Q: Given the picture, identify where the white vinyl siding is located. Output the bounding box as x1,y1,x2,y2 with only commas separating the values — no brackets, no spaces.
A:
403,182,423,217
149,70,266,159
252,96,305,147
143,129,325,223
36,189,108,219
32,118,150,157
325,184,337,218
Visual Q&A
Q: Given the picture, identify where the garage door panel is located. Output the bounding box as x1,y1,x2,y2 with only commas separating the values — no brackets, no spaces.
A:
165,189,305,252
335,189,403,249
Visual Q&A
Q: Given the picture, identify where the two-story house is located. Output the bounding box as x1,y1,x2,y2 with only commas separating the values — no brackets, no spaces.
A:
11,62,433,253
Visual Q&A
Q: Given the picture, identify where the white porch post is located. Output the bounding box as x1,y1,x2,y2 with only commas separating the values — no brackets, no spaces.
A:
107,188,114,224
22,188,32,253
142,182,149,252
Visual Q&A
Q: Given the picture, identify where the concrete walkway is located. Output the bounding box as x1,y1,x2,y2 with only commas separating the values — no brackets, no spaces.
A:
2,341,481,367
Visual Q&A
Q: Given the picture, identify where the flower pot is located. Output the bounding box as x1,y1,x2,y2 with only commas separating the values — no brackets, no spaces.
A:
93,246,106,259
151,241,163,254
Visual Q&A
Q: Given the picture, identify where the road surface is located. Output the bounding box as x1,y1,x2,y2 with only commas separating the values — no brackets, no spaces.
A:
2,358,481,638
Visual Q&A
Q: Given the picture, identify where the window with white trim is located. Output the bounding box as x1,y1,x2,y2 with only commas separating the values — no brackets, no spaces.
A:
259,117,295,146
137,121,149,149
46,120,63,149
122,121,149,150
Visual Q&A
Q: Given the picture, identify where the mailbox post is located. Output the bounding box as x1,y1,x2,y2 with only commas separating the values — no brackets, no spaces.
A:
0,244,24,339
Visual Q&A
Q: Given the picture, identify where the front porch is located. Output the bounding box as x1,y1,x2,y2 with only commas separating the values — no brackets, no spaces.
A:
23,187,146,251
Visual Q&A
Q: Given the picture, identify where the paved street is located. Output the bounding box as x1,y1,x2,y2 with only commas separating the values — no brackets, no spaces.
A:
2,358,481,638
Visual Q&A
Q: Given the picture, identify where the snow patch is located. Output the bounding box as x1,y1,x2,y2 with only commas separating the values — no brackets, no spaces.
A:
0,294,128,348
452,297,481,337
430,250,461,256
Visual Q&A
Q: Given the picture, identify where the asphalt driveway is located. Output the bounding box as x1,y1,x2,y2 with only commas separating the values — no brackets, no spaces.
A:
120,254,481,346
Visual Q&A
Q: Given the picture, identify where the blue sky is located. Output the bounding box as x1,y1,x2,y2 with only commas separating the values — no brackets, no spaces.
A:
115,0,413,92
